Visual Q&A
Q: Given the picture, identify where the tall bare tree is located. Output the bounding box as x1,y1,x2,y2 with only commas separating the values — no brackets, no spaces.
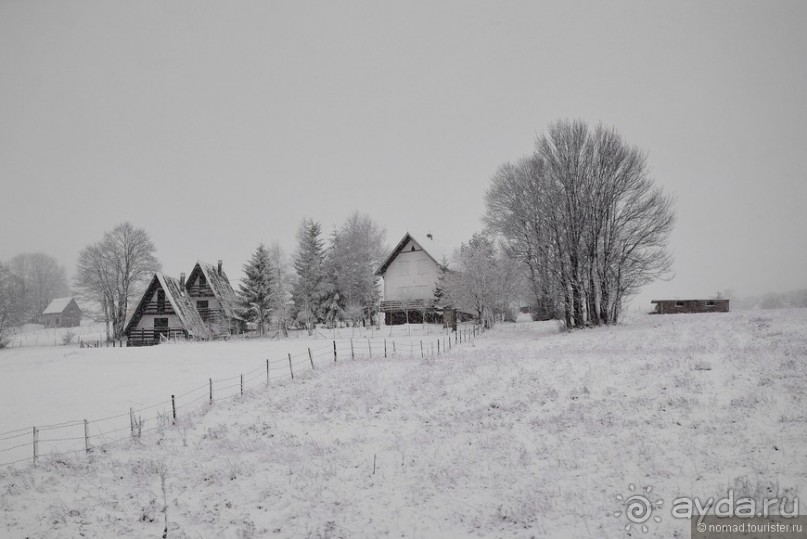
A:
6,253,69,323
0,262,26,348
485,120,675,327
74,222,161,339
442,233,524,328
267,243,294,337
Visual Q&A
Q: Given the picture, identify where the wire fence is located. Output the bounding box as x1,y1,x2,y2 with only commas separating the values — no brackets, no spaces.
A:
0,323,485,468
4,323,108,348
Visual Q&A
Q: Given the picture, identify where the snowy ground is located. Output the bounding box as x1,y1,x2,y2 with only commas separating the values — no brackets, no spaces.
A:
1,311,806,538
4,322,108,348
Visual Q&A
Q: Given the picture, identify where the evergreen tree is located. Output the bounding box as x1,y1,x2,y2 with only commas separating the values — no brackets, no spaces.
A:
238,244,273,335
320,241,346,328
291,219,326,335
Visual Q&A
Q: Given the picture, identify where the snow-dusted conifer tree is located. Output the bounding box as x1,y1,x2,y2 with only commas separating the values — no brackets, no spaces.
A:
238,244,273,336
291,219,326,335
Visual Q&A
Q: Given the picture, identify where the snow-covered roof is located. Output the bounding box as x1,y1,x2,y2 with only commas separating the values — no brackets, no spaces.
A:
43,297,78,315
376,232,457,276
123,273,210,338
193,261,243,321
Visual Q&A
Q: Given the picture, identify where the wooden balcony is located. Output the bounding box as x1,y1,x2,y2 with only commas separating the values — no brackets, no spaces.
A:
126,328,188,347
139,303,176,315
380,299,432,312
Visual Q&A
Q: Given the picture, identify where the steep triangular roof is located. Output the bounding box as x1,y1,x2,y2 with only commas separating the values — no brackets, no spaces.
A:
43,297,79,315
375,232,455,276
187,261,243,321
124,273,209,337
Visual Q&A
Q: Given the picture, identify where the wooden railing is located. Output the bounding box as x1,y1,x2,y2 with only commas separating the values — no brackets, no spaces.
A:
138,304,176,315
126,329,188,347
381,300,432,311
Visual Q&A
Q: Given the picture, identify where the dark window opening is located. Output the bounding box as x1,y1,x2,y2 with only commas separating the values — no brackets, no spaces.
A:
675,301,684,307
154,317,169,339
157,290,166,313
197,300,209,322
706,301,715,306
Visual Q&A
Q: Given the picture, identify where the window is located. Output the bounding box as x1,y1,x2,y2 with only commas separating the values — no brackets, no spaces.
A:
157,290,166,313
197,300,209,322
675,301,684,307
706,301,715,306
154,318,169,338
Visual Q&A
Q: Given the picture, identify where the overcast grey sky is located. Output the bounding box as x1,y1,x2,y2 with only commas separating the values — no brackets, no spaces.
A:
2,0,805,309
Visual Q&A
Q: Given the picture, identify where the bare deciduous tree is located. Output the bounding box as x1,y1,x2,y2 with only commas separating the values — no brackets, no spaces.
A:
74,222,161,340
0,262,27,348
442,233,524,329
6,253,69,323
267,243,294,337
485,120,675,327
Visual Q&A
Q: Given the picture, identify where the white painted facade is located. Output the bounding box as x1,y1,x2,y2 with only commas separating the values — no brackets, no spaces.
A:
382,239,441,302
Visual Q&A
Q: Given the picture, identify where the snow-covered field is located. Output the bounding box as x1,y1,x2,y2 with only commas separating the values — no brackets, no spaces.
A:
1,310,806,538
4,322,108,348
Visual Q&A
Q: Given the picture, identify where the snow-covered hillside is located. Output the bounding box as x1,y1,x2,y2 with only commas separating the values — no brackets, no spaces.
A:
1,311,806,538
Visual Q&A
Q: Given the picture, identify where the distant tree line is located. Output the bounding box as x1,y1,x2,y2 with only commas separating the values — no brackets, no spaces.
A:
0,253,69,347
729,289,807,310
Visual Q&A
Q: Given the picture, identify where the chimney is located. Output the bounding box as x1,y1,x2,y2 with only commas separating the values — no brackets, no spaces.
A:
217,260,223,276
180,272,186,289
426,233,433,240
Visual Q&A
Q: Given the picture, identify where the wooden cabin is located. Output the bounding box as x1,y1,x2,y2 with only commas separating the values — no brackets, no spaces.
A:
185,260,246,337
376,233,458,325
124,260,246,346
651,298,730,314
124,274,208,346
42,297,82,328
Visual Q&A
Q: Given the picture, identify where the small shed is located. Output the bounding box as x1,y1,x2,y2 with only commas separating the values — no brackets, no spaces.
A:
651,299,730,314
42,297,83,328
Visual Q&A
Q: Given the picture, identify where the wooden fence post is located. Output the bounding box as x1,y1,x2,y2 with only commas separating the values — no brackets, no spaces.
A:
266,359,270,387
333,340,337,362
84,419,90,453
308,348,315,370
393,340,396,356
368,340,372,359
437,339,440,356
209,378,213,404
240,374,244,396
32,426,38,465
420,340,424,359
171,395,176,423
288,353,294,379
130,408,134,438
350,339,354,360
384,339,387,358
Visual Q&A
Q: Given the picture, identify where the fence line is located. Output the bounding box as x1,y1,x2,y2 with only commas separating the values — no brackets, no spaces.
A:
0,323,486,467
